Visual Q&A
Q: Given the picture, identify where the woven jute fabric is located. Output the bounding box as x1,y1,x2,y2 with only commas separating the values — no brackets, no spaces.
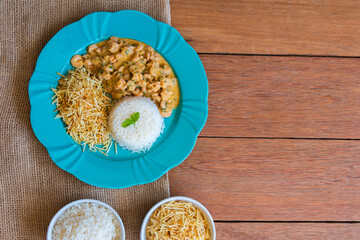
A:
0,1,171,239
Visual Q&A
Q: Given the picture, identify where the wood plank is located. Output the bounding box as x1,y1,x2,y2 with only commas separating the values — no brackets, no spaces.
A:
169,138,360,221
172,0,360,56
215,222,360,240
199,54,360,139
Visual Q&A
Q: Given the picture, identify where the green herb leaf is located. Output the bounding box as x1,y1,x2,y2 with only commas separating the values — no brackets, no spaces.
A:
122,112,140,128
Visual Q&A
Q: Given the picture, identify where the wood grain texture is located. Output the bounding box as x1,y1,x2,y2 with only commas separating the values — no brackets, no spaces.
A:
169,138,360,221
171,0,360,56
215,222,360,240
199,54,360,139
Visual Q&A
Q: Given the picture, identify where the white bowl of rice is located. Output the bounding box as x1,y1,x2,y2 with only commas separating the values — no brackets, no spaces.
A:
140,196,216,240
47,199,125,240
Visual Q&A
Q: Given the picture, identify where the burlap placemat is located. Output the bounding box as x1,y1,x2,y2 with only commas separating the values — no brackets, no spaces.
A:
0,1,171,239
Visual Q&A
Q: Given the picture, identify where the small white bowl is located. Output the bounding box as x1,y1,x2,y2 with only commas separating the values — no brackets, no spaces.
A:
47,199,125,240
140,196,216,240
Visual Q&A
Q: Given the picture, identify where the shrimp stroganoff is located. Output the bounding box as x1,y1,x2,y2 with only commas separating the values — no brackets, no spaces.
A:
71,37,179,117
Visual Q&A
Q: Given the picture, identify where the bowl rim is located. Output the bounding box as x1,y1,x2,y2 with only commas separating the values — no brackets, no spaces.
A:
140,196,216,240
47,199,125,240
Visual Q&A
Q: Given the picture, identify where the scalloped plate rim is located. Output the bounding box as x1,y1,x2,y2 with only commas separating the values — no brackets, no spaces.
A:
28,10,208,188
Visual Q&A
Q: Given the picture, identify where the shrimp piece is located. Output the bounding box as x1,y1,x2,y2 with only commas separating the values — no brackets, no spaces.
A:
162,65,172,75
145,45,154,52
118,65,125,73
161,91,171,100
132,55,140,62
102,55,110,62
108,42,120,53
109,55,118,63
95,48,101,54
151,82,161,92
126,81,136,91
131,73,142,82
145,51,150,61
152,93,161,102
161,81,169,89
115,52,124,60
84,59,92,69
103,64,114,73
114,91,124,99
114,78,126,91
87,44,98,53
160,100,167,109
101,72,112,81
70,55,84,68
109,36,120,42
132,88,143,96
144,74,152,81
139,80,147,90
160,109,172,118
123,70,130,81
135,43,144,52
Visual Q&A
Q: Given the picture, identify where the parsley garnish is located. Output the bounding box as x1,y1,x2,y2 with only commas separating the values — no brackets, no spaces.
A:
122,112,140,128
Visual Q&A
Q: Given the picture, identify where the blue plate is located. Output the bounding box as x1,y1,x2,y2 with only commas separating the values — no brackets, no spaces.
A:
28,10,208,188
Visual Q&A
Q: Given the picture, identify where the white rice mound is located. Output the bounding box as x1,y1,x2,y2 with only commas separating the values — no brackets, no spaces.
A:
52,203,121,240
109,97,164,153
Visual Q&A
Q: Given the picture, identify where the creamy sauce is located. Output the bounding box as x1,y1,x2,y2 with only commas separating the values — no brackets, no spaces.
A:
70,37,179,117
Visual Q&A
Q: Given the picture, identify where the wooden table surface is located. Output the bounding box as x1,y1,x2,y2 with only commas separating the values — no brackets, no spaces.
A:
169,1,360,239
